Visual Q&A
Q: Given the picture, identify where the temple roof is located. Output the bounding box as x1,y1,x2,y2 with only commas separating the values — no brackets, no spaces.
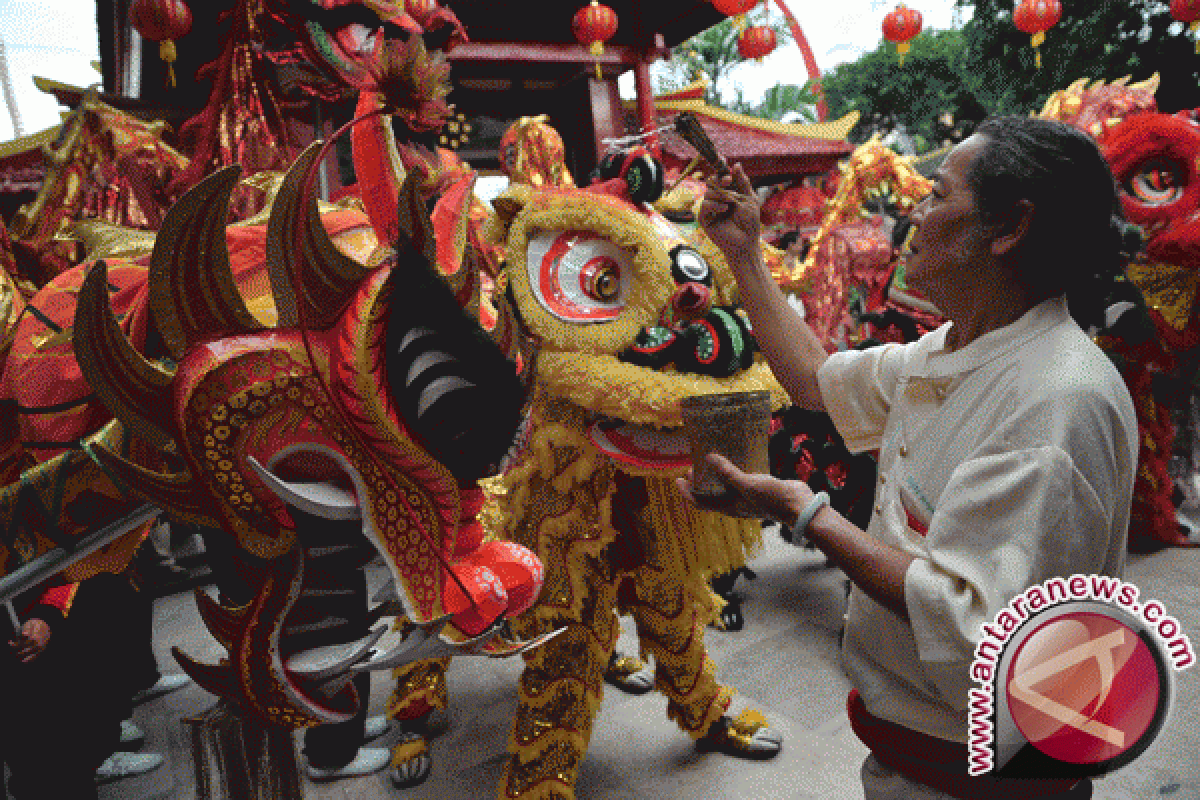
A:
0,127,58,195
626,82,859,182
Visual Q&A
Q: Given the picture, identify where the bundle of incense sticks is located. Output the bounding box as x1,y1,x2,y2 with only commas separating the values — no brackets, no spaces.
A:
673,111,730,178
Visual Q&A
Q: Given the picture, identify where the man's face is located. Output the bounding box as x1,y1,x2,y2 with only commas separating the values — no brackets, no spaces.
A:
903,135,994,299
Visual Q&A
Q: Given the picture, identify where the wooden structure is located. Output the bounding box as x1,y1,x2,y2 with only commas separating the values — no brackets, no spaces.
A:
627,82,858,185
88,1,744,179
0,127,58,221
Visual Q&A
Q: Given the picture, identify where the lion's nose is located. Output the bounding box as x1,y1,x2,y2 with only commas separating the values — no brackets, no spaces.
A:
666,282,712,325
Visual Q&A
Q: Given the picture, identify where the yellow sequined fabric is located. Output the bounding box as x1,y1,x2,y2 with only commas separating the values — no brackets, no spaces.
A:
1126,260,1200,333
389,737,428,766
386,656,449,720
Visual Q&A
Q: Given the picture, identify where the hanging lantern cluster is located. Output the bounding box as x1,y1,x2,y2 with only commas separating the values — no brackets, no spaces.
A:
130,0,193,88
573,0,619,80
1171,0,1200,54
713,0,760,31
882,4,923,67
1013,0,1062,70
737,25,777,61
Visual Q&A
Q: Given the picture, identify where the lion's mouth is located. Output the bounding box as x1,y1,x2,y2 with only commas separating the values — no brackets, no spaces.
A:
586,416,691,471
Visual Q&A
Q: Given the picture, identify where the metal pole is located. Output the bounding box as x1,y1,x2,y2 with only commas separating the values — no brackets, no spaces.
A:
0,34,25,137
0,503,161,604
314,99,329,200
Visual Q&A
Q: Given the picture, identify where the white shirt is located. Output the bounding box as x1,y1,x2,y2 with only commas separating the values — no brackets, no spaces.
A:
816,296,1138,742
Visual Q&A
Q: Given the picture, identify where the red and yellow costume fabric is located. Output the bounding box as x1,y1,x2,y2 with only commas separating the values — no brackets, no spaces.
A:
1040,74,1198,548
485,173,786,799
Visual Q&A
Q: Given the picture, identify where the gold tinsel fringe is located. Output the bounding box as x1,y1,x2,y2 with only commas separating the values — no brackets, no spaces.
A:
668,681,733,740
642,476,763,580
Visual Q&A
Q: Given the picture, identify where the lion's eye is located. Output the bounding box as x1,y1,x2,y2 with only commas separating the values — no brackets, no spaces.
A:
670,246,711,286
1126,160,1184,206
526,231,631,323
582,260,622,302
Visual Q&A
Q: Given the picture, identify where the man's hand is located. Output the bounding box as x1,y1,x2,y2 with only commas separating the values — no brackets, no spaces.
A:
9,618,51,663
698,164,762,268
676,453,813,524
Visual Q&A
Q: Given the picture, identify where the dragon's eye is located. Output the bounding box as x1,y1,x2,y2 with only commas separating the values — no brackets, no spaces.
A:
670,246,711,286
1126,160,1184,206
526,231,631,323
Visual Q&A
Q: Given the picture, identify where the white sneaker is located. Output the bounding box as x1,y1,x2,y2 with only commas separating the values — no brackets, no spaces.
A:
118,719,145,751
363,715,390,742
132,674,192,705
305,747,390,782
95,752,164,783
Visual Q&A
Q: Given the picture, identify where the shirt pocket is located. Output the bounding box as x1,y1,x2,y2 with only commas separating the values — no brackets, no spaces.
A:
894,462,936,546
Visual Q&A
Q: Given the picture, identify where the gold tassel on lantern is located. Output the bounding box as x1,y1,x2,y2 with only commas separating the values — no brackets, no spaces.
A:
1192,20,1200,55
1030,31,1045,69
160,39,177,87
897,41,910,67
591,41,603,80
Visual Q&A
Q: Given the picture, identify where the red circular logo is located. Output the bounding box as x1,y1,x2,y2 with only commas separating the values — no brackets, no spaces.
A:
1006,611,1162,765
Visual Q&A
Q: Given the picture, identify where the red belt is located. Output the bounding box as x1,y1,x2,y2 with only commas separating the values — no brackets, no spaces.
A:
847,689,1083,799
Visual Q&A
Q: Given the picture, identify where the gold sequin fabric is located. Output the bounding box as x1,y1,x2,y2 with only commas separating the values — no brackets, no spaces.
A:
387,657,449,720
496,397,740,798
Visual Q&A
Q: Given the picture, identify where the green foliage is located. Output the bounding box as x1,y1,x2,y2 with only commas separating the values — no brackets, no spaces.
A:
958,0,1200,115
823,2,1200,156
823,29,981,153
657,16,792,108
734,82,819,123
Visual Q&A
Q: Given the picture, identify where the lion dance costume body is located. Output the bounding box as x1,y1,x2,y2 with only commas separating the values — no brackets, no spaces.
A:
483,148,787,800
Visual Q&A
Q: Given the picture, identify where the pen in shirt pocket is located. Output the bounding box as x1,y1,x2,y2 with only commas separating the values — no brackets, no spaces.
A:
896,474,934,537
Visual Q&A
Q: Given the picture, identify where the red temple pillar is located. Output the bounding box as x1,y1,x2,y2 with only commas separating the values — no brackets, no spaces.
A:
633,59,659,154
588,75,624,161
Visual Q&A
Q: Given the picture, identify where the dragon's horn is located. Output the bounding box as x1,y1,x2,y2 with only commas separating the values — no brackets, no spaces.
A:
86,441,218,526
352,91,405,245
150,166,264,359
395,168,437,266
265,142,373,329
75,260,176,449
1129,73,1160,94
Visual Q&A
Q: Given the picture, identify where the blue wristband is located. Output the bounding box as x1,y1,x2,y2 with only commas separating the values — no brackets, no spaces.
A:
787,491,830,544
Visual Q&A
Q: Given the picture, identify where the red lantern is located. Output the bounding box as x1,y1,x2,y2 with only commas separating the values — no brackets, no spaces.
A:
713,0,759,29
405,0,439,26
738,26,777,61
713,0,759,13
573,0,619,80
882,4,923,67
130,0,192,88
1013,0,1062,70
1171,0,1200,54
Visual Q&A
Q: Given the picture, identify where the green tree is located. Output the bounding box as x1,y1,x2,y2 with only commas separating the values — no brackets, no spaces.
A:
656,16,792,109
735,82,819,123
957,0,1200,115
822,28,983,154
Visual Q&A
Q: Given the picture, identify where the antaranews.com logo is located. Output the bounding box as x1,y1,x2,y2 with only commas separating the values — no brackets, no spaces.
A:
968,574,1195,778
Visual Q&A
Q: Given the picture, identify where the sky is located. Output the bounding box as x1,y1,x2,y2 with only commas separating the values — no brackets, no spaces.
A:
0,0,972,142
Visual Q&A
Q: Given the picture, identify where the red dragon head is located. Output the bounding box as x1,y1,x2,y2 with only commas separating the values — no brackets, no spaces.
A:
73,144,552,728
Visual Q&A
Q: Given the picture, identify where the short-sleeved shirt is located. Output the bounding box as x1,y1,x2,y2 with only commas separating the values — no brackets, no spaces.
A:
816,296,1138,742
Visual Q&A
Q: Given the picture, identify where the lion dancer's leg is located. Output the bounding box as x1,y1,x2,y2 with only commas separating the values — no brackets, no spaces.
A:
626,566,782,757
626,566,728,734
386,656,449,787
499,570,620,800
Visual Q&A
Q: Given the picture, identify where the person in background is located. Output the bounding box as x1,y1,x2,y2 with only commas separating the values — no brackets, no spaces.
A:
686,115,1140,799
2,572,163,798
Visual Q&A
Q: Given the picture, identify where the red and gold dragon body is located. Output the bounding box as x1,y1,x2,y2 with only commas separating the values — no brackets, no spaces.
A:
1040,74,1199,549
0,3,556,734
